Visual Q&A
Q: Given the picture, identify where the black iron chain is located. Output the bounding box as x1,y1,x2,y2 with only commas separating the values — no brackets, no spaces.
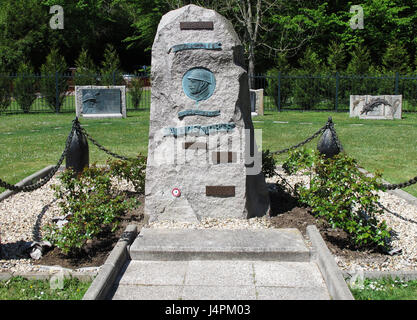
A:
271,123,328,155
76,123,144,161
0,119,77,192
379,176,417,190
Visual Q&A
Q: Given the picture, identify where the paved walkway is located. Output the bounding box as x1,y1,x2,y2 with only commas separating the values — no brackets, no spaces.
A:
107,228,331,300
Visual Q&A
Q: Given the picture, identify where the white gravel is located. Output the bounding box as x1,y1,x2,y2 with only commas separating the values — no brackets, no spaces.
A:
1,168,416,274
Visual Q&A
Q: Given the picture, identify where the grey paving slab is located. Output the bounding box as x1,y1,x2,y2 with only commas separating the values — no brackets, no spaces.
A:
111,285,183,300
255,286,330,300
253,261,326,288
117,260,188,286
109,259,331,300
182,285,257,300
130,228,310,261
185,260,254,286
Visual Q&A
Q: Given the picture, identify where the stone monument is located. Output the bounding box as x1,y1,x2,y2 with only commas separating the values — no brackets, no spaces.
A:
144,4,270,223
250,89,264,116
350,95,402,119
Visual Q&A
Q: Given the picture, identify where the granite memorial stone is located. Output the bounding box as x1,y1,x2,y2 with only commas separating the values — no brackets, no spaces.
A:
145,4,270,223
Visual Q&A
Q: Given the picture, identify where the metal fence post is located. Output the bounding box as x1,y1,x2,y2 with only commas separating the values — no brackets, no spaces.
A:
55,71,59,113
335,72,339,111
277,71,281,112
395,72,399,95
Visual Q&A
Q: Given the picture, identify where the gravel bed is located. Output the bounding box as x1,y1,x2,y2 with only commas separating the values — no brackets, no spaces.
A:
0,175,135,274
1,168,416,274
270,167,417,272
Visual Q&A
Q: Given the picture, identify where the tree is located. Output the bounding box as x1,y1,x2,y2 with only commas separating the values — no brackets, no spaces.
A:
14,61,37,113
0,66,11,112
124,0,326,87
74,49,97,86
99,44,124,86
381,40,412,74
293,48,325,109
326,41,346,73
40,48,68,112
346,44,372,75
0,0,50,72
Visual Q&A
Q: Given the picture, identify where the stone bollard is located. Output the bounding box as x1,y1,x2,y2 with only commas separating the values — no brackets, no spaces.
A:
66,121,89,175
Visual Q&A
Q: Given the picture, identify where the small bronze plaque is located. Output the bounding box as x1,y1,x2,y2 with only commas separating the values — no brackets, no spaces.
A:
180,21,214,30
183,142,207,150
206,186,235,197
212,152,236,164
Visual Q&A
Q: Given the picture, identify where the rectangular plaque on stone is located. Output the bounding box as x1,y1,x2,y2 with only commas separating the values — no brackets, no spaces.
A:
183,142,208,150
180,21,214,30
75,86,126,118
206,186,235,197
212,152,237,164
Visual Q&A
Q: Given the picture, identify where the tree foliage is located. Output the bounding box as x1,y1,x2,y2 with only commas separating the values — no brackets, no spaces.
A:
1,0,417,75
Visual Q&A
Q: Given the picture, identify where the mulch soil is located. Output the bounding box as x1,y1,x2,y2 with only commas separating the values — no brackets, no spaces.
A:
33,189,387,270
32,195,146,269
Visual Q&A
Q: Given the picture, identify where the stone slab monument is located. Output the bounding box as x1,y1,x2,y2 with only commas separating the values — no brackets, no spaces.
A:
250,89,264,116
144,5,270,223
75,85,127,118
350,95,402,119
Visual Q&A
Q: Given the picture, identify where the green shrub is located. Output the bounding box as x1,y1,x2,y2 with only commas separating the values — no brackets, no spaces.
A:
0,69,11,112
44,164,139,255
74,49,97,86
129,77,144,109
107,156,147,194
261,149,277,178
283,148,391,250
99,44,123,86
13,61,37,113
292,48,326,110
39,48,68,112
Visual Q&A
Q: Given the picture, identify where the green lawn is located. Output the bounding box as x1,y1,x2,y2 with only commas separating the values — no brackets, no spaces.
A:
0,276,91,300
253,111,417,197
0,110,416,197
349,277,417,300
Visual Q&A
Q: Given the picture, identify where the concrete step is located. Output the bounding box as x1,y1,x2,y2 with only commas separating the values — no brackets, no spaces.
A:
108,260,330,300
129,228,311,262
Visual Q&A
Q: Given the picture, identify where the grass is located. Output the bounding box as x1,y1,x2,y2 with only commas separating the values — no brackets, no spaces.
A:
0,276,91,300
349,277,417,300
0,110,416,197
253,111,417,197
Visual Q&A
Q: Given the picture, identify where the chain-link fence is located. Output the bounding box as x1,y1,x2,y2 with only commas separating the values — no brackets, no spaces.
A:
251,72,417,112
0,73,151,114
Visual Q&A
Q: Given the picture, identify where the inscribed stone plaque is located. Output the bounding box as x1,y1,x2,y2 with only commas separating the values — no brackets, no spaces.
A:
180,21,214,30
144,5,270,223
206,186,235,197
75,86,126,118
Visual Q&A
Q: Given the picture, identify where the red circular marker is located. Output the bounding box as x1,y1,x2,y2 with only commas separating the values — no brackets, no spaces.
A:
172,188,181,197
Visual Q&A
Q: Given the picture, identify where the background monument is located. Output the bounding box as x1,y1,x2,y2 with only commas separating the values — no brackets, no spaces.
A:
144,5,270,223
